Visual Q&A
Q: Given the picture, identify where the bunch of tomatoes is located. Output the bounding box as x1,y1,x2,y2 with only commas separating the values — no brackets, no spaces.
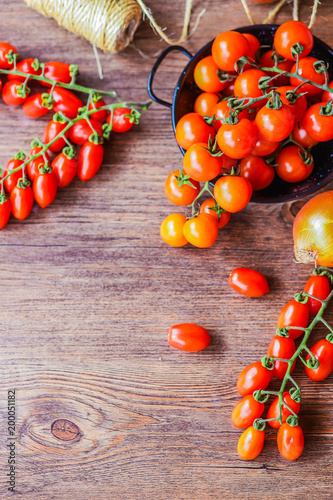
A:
0,42,139,228
161,20,333,249
234,269,333,460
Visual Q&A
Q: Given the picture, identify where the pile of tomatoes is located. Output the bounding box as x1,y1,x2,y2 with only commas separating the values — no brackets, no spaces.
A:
0,42,136,228
161,20,333,249
233,270,332,460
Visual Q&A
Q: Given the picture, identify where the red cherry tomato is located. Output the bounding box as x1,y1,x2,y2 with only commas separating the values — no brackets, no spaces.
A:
255,102,294,142
223,80,235,97
275,86,307,123
33,171,58,208
23,93,50,118
88,98,108,122
44,119,69,152
277,299,310,340
0,42,17,69
77,141,104,181
8,58,42,82
194,55,228,93
27,148,50,182
277,423,304,460
276,145,314,183
242,33,260,62
239,155,275,191
212,100,250,132
183,213,219,248
0,196,11,229
292,121,319,148
232,395,264,429
302,102,333,142
160,213,188,247
51,152,78,188
237,361,272,396
107,107,135,133
49,86,84,119
212,31,250,72
165,169,200,206
274,21,313,61
267,392,301,429
168,323,211,352
322,81,333,102
3,158,25,193
234,69,268,108
229,268,269,297
258,50,293,86
175,113,215,150
10,184,34,220
217,118,258,159
304,275,331,315
199,197,231,229
237,426,265,460
290,57,327,96
305,339,333,381
2,80,29,106
183,142,222,182
69,118,103,146
251,132,279,156
194,92,220,117
214,175,252,213
40,61,72,87
267,335,296,379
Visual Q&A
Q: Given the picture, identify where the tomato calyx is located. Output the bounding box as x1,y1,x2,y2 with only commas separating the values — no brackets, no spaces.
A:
258,76,273,91
286,415,299,427
319,99,333,117
16,83,30,99
217,69,236,83
298,148,313,166
289,386,301,404
14,150,26,161
207,199,226,221
31,58,41,71
5,49,16,66
276,327,290,338
294,292,309,304
88,131,104,144
41,92,54,110
17,178,31,189
270,50,287,66
102,123,112,140
0,192,8,204
234,55,253,74
124,108,141,125
326,333,333,344
175,169,197,189
252,418,266,432
52,112,67,124
313,59,328,74
69,64,80,81
261,355,275,370
38,164,53,175
291,43,305,59
266,90,283,110
253,390,269,404
201,135,223,157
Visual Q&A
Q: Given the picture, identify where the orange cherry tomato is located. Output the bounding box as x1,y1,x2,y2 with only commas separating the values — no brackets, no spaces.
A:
214,175,252,213
212,31,250,72
234,69,268,108
239,154,275,191
217,118,258,159
302,102,333,142
232,395,264,429
194,55,228,93
251,132,279,156
237,426,265,460
305,339,333,381
277,423,304,460
183,142,222,182
175,113,215,150
290,57,327,96
274,21,313,61
165,169,200,206
237,361,272,396
229,268,269,297
255,103,294,142
304,274,331,315
168,323,211,351
292,121,319,148
183,213,219,248
267,392,301,429
160,213,188,247
275,145,314,183
267,335,296,379
258,50,293,87
199,197,231,229
322,81,333,102
242,33,260,62
277,299,310,339
10,184,34,220
194,92,220,117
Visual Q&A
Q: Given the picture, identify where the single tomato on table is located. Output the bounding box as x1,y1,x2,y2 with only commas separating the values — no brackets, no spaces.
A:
160,213,188,247
229,268,269,297
168,323,211,352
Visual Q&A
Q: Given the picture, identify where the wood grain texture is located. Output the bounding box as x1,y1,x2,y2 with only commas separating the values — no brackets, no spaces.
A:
0,1,333,499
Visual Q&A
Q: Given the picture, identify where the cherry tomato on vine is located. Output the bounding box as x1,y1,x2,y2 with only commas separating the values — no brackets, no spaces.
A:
242,33,260,62
3,158,25,193
40,61,72,87
304,274,331,315
211,100,250,132
44,119,69,152
0,42,17,69
292,121,319,148
290,57,327,96
275,86,307,123
27,148,50,182
160,213,188,247
234,69,268,108
2,80,29,106
33,170,58,208
255,103,294,142
107,107,135,133
168,323,211,351
251,132,279,157
8,58,42,82
239,155,275,191
274,21,313,61
302,102,333,142
237,361,272,396
77,141,104,181
214,175,252,213
183,142,222,182
277,299,310,340
232,395,264,429
275,145,314,183
217,118,258,159
23,93,50,118
10,184,34,220
258,50,293,87
194,92,220,117
69,118,103,146
237,426,265,460
0,197,11,229
277,423,304,460
267,335,296,379
267,392,301,429
88,98,108,122
229,268,269,297
165,169,200,206
49,86,84,119
194,55,228,93
212,31,250,72
199,197,231,229
175,113,215,150
183,213,219,248
51,152,78,188
322,81,333,102
305,339,333,381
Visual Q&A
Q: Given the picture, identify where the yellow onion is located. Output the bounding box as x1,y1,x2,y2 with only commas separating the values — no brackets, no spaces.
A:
293,191,333,267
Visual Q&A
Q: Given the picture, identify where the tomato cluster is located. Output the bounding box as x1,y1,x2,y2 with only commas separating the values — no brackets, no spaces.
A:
233,270,332,460
161,21,333,249
0,42,139,228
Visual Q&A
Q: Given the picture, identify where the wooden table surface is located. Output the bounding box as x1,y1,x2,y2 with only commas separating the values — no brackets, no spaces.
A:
1,1,333,499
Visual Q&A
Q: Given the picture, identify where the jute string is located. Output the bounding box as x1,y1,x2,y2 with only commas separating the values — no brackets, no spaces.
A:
240,0,319,27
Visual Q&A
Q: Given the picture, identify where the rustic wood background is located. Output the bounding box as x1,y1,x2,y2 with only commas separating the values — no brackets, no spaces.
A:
0,1,333,499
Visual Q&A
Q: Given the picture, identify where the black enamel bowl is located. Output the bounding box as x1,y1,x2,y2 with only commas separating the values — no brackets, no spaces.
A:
147,24,333,203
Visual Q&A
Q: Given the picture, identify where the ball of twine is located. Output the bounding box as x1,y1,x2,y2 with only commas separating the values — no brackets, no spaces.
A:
23,0,143,53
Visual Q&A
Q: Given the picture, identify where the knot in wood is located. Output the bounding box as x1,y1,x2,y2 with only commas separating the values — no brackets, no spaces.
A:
51,419,81,441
